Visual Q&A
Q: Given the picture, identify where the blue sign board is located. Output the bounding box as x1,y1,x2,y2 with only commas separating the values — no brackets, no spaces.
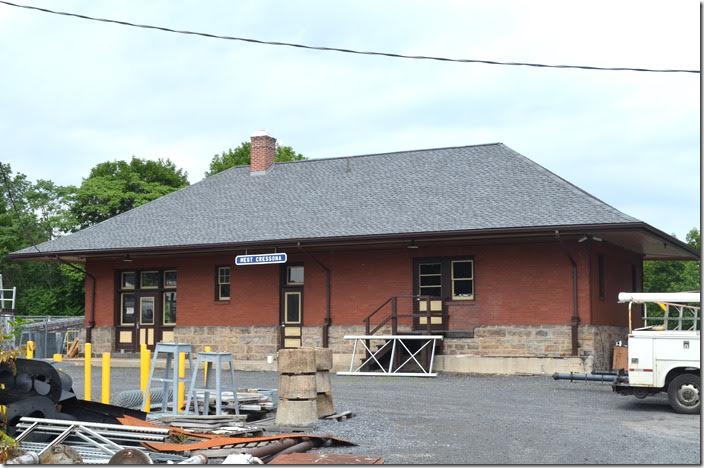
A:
235,253,288,266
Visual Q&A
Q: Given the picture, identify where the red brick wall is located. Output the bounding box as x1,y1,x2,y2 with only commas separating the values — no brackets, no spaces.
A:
588,242,643,328
84,239,642,330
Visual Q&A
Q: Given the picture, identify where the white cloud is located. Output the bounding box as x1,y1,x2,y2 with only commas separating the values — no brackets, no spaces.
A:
0,0,698,238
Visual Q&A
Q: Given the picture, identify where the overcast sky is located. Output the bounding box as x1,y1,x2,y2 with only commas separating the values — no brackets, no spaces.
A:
0,0,699,239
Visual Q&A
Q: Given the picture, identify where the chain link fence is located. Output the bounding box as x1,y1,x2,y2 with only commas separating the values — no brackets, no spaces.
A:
1,314,84,359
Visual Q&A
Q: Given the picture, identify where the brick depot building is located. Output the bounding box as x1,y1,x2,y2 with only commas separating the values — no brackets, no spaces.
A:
11,133,698,373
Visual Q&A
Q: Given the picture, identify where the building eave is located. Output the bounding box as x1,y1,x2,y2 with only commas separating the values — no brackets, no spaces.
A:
7,222,697,262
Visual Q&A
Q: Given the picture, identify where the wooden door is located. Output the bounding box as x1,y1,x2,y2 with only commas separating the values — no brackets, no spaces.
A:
413,261,447,330
281,290,303,348
280,264,304,349
137,292,159,349
115,269,176,352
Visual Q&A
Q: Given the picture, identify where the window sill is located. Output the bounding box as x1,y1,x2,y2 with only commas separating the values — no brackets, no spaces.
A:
214,300,231,305
446,299,476,305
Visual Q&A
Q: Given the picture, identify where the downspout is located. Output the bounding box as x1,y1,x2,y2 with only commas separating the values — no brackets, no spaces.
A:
55,256,96,343
297,245,331,348
554,231,580,356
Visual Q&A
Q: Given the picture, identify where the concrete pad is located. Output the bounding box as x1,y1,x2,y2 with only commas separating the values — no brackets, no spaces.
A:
434,355,592,375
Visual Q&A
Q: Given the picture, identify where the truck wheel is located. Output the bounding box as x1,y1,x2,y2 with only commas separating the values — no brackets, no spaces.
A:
667,373,700,414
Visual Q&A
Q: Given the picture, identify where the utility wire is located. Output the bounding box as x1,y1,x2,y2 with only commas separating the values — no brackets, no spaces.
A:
0,0,698,74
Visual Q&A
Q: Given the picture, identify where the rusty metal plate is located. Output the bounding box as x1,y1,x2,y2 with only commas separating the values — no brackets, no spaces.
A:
270,453,384,464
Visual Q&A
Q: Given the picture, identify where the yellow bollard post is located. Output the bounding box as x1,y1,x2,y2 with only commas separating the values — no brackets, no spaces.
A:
178,352,185,412
140,345,150,413
84,343,92,401
101,352,110,404
52,353,62,362
203,346,211,385
26,341,34,359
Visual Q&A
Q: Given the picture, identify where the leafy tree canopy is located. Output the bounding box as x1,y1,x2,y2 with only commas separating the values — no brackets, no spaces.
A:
70,158,189,230
205,141,305,177
643,227,700,293
0,163,82,315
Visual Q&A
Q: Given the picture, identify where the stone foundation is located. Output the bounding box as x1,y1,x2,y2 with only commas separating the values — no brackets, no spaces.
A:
84,323,626,374
173,326,278,360
580,325,628,370
81,327,113,354
443,325,626,371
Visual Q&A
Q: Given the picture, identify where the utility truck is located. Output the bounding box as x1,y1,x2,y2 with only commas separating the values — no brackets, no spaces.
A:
612,292,700,414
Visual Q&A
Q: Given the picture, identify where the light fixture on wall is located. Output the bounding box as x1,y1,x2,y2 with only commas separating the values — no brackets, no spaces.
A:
407,240,419,249
123,254,134,263
578,235,603,243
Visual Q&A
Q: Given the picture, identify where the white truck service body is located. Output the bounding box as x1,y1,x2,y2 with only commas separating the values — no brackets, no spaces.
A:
613,292,700,414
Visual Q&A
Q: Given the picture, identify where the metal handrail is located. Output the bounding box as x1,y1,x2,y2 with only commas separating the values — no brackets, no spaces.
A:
363,296,394,332
364,295,447,336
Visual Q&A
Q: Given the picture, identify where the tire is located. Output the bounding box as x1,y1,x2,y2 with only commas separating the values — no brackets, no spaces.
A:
667,373,700,414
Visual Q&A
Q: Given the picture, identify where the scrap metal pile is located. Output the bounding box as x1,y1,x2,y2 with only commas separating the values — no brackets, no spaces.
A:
1,356,366,464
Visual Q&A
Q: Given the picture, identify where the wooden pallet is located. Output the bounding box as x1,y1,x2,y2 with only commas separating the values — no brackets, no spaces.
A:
324,411,355,421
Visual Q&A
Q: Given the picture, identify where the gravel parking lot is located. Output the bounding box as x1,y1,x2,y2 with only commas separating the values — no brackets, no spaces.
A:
56,363,700,464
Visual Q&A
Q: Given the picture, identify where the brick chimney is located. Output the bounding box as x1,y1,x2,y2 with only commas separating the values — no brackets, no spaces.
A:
250,130,276,174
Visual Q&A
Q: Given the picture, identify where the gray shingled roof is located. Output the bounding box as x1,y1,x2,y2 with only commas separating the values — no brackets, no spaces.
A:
12,143,639,256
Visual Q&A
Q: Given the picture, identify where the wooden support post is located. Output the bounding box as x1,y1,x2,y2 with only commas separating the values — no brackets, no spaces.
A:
84,342,92,401
101,352,110,404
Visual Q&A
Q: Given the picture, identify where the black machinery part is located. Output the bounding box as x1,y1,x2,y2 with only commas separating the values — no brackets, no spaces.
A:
0,358,74,403
1,357,147,433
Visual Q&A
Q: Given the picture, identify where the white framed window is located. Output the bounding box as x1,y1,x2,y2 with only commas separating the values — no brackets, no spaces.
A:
163,292,177,325
217,266,230,300
284,291,302,324
287,266,304,285
164,270,177,289
121,272,136,289
120,293,136,325
140,296,155,324
140,271,159,289
418,263,442,298
451,260,474,300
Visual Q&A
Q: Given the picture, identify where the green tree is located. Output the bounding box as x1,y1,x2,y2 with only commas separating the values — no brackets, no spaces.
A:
205,141,305,177
0,163,82,315
643,228,700,293
70,158,189,230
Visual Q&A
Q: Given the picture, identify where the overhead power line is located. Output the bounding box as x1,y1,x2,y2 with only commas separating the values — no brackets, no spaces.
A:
0,0,699,74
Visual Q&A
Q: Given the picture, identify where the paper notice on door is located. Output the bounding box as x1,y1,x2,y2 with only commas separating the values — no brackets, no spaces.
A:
125,307,134,316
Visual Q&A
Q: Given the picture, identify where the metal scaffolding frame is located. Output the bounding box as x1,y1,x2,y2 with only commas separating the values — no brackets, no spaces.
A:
337,335,443,377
